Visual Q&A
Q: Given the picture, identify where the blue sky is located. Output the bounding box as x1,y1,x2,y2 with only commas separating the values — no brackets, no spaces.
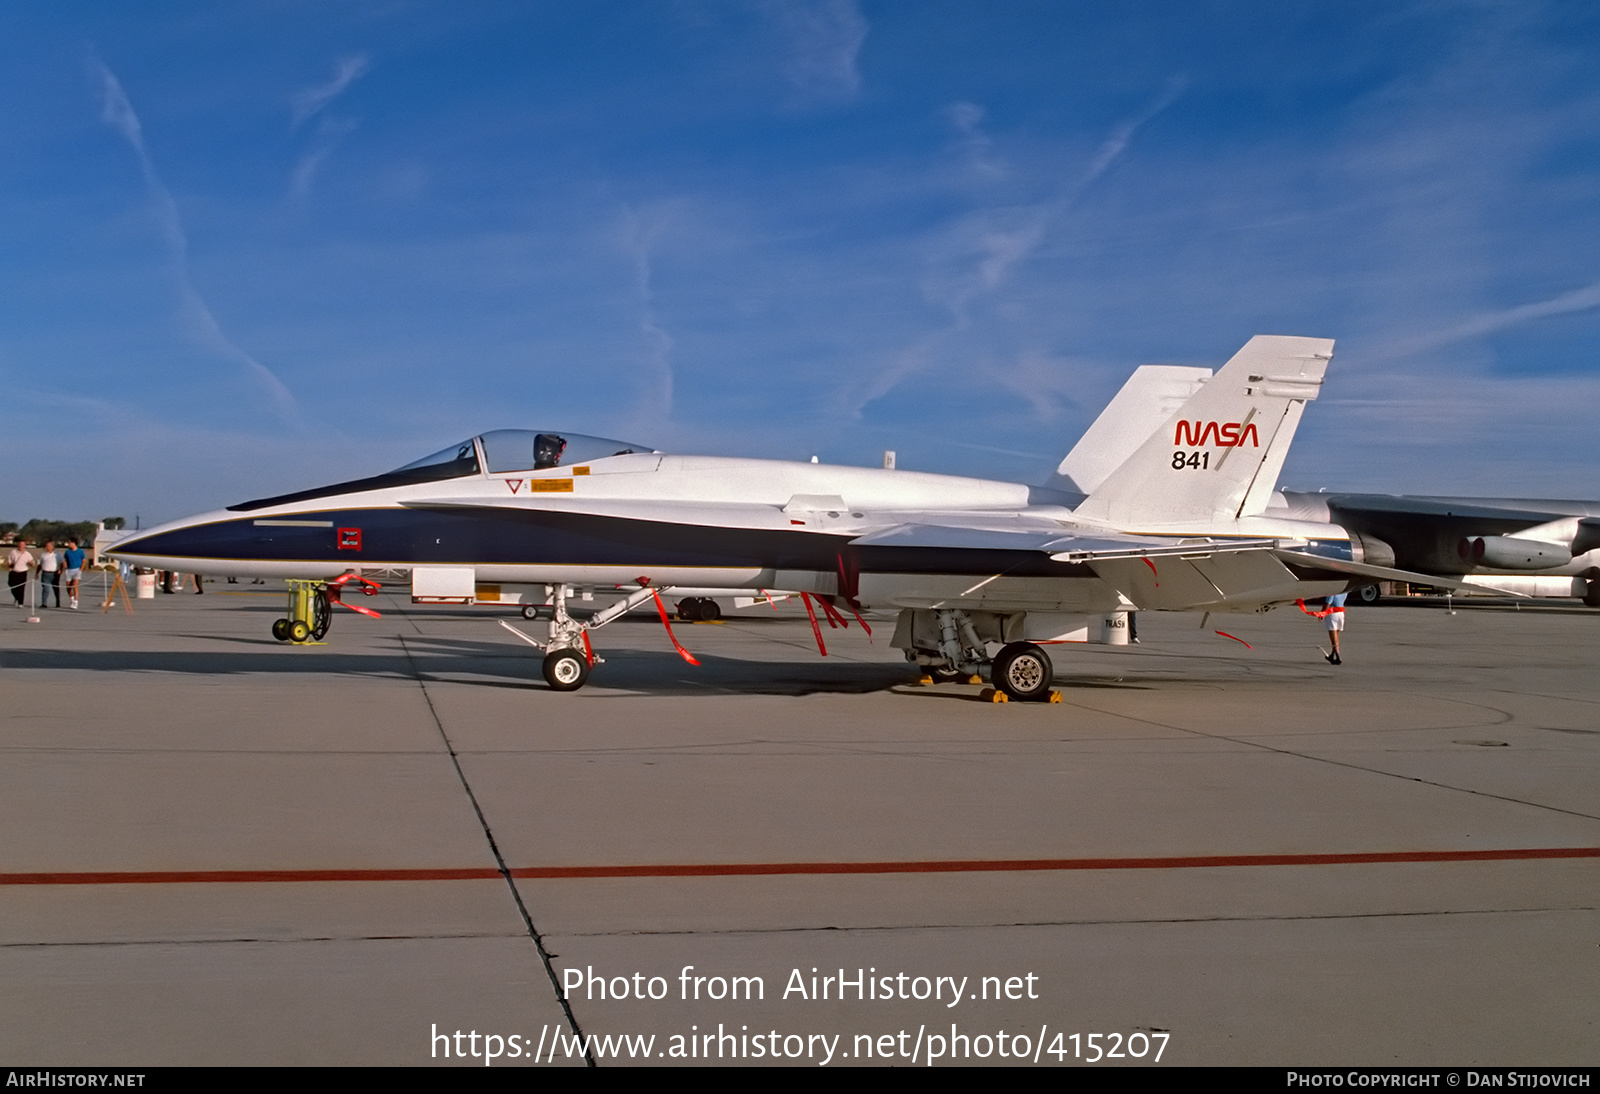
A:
5,1,1600,523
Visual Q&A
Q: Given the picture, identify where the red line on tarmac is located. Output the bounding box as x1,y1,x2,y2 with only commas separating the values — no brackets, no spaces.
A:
2,847,1596,886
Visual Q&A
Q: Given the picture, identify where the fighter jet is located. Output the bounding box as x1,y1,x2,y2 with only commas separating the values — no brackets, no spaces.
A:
114,335,1398,698
1071,366,1600,608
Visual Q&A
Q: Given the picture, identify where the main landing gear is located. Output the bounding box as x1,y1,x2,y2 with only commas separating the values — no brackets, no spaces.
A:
905,608,1059,702
990,642,1055,702
271,574,382,645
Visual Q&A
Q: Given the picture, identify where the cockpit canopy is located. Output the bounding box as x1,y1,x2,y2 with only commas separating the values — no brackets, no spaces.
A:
476,430,654,473
228,429,657,512
390,430,655,477
392,439,480,477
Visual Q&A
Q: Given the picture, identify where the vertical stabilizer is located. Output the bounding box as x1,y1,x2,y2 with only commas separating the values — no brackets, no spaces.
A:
1050,365,1213,494
1073,335,1332,528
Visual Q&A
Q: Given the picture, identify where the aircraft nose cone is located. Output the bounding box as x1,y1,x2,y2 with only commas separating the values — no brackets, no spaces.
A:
108,530,152,555
105,511,238,567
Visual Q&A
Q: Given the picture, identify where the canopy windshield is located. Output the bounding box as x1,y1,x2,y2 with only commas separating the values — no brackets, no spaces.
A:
478,430,655,473
391,439,480,477
229,436,482,512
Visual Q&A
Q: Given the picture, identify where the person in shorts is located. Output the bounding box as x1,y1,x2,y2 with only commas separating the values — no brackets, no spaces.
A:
62,538,87,610
1321,591,1347,664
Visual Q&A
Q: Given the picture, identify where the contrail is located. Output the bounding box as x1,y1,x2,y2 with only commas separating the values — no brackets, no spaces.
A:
93,56,299,421
850,77,1187,418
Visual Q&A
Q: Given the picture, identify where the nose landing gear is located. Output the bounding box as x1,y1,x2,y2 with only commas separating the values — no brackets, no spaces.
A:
500,581,701,691
542,648,590,690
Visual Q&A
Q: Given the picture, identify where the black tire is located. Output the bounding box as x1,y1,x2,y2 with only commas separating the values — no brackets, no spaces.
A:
676,599,695,622
1355,584,1381,605
542,649,590,691
521,604,543,620
698,598,721,621
271,618,291,642
311,589,332,640
992,642,1054,701
288,619,311,643
926,665,963,684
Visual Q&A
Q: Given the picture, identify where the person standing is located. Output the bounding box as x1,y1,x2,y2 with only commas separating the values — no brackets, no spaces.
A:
1321,591,1348,664
38,540,61,608
7,540,34,607
62,538,86,610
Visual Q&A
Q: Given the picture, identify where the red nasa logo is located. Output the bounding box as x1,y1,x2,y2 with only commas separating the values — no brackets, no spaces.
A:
1173,420,1260,447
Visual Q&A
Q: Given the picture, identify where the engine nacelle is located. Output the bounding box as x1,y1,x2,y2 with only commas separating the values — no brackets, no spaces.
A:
1457,536,1573,570
1345,530,1394,568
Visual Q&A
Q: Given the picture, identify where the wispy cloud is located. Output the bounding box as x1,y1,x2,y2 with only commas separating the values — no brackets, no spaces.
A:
983,75,1187,293
950,79,1187,311
291,54,370,129
1080,76,1186,190
1384,280,1600,359
1298,370,1600,495
848,79,1187,418
756,0,868,103
621,205,677,426
290,116,360,201
92,56,299,420
947,101,1004,180
288,56,369,201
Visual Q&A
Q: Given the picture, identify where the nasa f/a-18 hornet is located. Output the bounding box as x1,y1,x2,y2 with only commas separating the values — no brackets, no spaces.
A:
1070,365,1600,608
113,335,1432,698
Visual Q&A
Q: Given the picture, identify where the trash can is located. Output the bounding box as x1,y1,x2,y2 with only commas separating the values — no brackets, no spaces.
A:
1099,611,1131,646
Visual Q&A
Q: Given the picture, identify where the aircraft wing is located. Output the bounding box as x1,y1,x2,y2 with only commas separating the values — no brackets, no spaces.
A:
849,522,1273,558
1077,540,1303,610
848,522,1099,553
1272,548,1477,592
1320,494,1600,524
1282,492,1600,586
851,522,1302,609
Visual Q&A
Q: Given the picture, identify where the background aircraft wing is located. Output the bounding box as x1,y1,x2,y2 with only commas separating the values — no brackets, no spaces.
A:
1272,548,1478,592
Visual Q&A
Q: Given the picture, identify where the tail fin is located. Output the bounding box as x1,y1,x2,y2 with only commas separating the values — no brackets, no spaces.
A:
1050,365,1213,494
1073,335,1332,527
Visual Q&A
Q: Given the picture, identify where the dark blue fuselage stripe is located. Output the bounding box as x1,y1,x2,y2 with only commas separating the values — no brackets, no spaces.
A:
117,508,1091,578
